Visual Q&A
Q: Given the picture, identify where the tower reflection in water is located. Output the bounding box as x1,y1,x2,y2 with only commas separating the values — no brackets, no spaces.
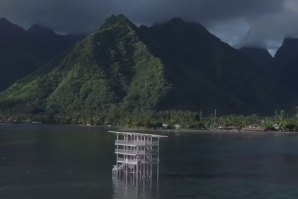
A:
112,175,160,199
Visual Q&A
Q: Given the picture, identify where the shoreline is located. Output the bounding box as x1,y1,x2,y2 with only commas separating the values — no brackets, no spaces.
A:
1,122,298,134
116,127,298,135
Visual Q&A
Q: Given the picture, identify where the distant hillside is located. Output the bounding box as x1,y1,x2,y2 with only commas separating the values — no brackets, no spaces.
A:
239,47,281,106
274,38,298,109
0,18,83,91
239,47,274,74
27,24,83,61
140,18,276,114
0,15,287,124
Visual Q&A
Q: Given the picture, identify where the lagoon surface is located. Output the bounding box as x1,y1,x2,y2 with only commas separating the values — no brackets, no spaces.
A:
1,124,298,199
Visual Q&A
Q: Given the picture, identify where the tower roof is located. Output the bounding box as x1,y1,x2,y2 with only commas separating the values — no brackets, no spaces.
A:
109,131,167,138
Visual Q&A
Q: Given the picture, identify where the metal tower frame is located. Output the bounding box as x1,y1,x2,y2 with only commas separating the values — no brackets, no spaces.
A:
110,131,167,181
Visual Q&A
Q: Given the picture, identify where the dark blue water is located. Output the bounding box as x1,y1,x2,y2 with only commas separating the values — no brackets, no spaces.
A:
1,124,298,198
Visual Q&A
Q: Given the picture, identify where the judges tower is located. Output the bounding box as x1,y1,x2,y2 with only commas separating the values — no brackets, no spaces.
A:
110,131,167,180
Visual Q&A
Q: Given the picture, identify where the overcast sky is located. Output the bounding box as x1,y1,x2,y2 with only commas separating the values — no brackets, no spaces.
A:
1,0,298,54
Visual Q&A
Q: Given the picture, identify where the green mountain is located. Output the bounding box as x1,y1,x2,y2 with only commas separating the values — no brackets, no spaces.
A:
0,15,171,123
0,15,277,124
0,18,82,91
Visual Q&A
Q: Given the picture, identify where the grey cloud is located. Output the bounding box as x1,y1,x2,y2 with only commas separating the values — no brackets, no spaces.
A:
0,0,297,50
0,0,119,33
123,0,283,26
239,12,298,46
238,1,298,51
0,0,282,32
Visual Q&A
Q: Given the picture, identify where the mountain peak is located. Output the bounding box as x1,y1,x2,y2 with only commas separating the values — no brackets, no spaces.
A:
0,17,25,39
101,14,136,30
275,37,298,59
282,37,298,47
27,24,56,37
161,17,187,28
108,14,130,21
0,17,9,24
168,17,185,24
0,17,23,30
152,17,209,35
283,37,298,41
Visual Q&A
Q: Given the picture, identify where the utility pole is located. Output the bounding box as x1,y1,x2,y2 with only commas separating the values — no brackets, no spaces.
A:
199,111,203,121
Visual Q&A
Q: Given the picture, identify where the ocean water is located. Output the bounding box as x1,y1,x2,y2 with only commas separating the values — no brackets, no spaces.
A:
1,124,298,199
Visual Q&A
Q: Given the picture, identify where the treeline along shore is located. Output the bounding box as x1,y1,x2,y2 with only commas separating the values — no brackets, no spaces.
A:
1,110,298,133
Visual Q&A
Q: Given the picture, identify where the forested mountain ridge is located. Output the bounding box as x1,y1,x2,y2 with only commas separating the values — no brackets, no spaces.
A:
0,17,83,91
0,15,171,124
0,15,296,125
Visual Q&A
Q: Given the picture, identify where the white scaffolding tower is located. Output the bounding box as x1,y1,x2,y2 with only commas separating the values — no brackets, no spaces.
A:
110,131,167,181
